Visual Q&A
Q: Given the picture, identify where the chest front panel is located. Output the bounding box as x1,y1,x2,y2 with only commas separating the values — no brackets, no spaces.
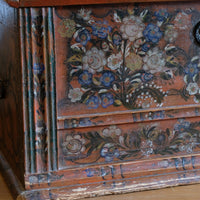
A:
54,2,200,169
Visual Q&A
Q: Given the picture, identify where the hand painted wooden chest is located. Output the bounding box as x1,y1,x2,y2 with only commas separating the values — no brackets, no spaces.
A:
1,0,200,199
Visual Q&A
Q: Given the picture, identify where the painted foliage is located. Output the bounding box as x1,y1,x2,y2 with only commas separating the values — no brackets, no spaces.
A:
57,4,200,111
60,119,200,165
55,4,200,167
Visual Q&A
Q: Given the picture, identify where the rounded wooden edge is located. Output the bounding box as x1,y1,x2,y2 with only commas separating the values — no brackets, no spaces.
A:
0,151,25,199
5,0,200,8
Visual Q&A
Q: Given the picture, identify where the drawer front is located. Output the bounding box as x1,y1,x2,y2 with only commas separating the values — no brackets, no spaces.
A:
56,2,200,123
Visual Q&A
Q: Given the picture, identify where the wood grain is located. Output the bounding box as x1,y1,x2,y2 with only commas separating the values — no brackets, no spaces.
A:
0,0,24,185
5,0,200,8
1,172,200,200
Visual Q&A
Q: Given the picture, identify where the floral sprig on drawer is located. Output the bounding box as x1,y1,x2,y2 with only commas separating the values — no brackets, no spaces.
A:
58,6,200,109
61,120,200,163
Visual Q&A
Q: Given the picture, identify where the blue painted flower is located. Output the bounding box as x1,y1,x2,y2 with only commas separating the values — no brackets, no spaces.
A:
112,32,122,46
143,24,163,43
79,118,92,127
100,143,120,162
152,111,165,120
33,63,45,75
92,20,112,39
85,168,95,177
141,43,151,52
184,62,199,80
75,29,91,46
100,71,115,87
86,95,99,109
101,93,114,108
174,119,191,133
141,73,154,82
78,70,93,86
154,9,169,22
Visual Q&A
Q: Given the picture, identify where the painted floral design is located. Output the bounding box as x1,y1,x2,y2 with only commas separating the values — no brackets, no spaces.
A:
126,52,143,71
58,5,200,110
143,24,163,44
92,20,112,39
100,93,114,108
100,72,115,87
107,53,123,70
82,47,106,74
102,125,122,138
75,29,91,46
154,9,169,22
62,134,86,156
143,48,166,73
101,143,120,162
78,70,93,86
77,8,91,21
141,140,154,156
62,119,200,163
58,19,76,38
120,16,145,41
86,95,99,109
186,82,199,95
68,88,83,102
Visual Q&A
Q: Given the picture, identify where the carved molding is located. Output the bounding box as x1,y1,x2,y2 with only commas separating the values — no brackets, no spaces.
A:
19,7,57,174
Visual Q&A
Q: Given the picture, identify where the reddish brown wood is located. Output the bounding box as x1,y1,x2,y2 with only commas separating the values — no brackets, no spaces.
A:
5,0,200,8
2,0,200,200
0,0,24,186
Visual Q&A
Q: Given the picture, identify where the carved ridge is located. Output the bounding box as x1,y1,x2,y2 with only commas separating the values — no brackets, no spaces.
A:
20,7,57,174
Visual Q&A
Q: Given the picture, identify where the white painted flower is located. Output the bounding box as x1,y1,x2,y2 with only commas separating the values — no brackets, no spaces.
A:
143,47,166,74
164,25,178,43
62,134,86,155
141,140,154,156
120,15,145,41
178,137,197,154
68,88,83,102
103,125,122,137
107,52,123,70
186,82,199,95
77,8,91,21
174,12,191,30
82,47,106,74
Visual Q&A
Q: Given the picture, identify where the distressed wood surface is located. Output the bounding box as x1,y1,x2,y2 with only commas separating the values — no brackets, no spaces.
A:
55,1,200,170
2,0,200,199
4,0,200,8
0,0,24,185
19,6,57,175
1,172,200,200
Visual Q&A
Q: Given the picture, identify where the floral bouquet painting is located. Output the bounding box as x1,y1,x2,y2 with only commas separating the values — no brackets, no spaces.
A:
58,4,200,111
